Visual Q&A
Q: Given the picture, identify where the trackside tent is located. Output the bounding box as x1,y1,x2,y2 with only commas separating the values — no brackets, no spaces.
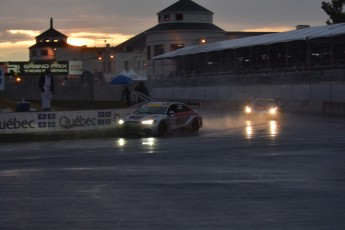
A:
154,23,345,60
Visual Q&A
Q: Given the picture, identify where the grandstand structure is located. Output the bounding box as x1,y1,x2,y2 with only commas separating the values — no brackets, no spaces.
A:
153,23,345,83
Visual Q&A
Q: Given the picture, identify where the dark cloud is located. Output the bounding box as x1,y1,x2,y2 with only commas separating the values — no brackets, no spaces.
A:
0,30,36,43
205,0,326,30
1,0,326,33
0,0,327,61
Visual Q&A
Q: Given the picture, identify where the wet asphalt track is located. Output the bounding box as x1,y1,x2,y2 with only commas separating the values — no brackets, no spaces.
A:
1,112,345,230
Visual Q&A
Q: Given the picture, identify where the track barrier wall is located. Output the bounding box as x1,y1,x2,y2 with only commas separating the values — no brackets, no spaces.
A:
0,108,133,134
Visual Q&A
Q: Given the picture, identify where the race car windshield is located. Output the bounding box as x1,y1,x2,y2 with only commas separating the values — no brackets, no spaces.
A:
254,100,277,108
135,105,168,114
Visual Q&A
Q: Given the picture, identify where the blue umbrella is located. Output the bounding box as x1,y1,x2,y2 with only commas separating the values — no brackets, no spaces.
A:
110,75,134,85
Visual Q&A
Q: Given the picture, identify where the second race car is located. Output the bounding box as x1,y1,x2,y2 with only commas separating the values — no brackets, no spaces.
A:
244,98,282,118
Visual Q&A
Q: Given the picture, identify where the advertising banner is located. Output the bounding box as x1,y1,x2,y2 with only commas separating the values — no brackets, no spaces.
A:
69,61,83,75
0,65,4,90
23,62,68,75
0,109,132,134
0,61,69,76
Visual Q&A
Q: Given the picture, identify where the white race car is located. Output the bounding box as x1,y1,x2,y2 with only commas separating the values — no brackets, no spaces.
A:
116,102,203,137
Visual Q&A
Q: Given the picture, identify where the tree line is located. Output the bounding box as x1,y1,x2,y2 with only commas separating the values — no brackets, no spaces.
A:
322,0,345,24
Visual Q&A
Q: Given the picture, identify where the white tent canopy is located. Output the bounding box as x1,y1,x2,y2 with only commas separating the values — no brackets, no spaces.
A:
128,68,147,81
120,69,147,81
154,23,345,60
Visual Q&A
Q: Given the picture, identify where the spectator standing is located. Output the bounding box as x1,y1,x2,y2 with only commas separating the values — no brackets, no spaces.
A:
38,69,55,111
134,81,149,102
122,86,131,107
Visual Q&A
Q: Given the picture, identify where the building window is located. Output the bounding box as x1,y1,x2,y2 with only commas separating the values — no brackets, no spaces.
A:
123,47,133,52
124,61,129,71
96,51,103,59
31,50,37,57
154,45,165,56
107,61,112,72
176,14,183,21
41,50,48,56
164,14,170,21
170,44,184,51
147,46,151,61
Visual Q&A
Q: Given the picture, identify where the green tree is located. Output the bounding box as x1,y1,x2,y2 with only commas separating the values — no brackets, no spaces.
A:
322,0,345,24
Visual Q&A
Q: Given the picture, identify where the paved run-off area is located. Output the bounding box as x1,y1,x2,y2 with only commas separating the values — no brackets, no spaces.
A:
1,112,345,230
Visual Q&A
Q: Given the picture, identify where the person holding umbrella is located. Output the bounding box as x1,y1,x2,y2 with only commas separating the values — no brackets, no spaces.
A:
109,73,134,107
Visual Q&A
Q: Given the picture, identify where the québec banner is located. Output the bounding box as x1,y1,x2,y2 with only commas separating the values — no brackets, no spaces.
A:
0,109,131,134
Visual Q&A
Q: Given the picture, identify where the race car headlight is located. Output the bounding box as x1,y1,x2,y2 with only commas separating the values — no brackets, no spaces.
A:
269,107,277,114
141,119,155,125
245,106,252,113
118,119,125,125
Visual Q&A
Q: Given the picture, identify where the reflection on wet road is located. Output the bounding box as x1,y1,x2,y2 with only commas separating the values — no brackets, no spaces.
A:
114,115,282,150
116,137,157,154
1,112,345,230
243,119,279,139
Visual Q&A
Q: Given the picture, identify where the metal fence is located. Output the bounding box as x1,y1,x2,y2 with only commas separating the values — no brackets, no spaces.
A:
152,69,345,88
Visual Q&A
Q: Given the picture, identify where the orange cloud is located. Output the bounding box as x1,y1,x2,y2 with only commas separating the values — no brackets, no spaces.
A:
8,30,40,37
242,26,294,32
67,32,133,47
0,31,134,61
0,41,34,61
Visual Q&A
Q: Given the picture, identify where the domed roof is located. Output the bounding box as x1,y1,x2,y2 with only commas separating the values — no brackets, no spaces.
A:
36,28,67,39
35,18,67,39
158,0,213,14
146,22,224,33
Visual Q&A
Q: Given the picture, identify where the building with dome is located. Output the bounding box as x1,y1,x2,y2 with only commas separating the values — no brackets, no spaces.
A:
21,0,271,82
3,0,345,115
2,0,273,102
113,0,268,82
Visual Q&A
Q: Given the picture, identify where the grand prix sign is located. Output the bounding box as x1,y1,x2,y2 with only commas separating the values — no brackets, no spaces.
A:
0,61,82,76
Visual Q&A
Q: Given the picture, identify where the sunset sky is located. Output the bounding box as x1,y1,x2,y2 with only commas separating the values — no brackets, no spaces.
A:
0,0,327,61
